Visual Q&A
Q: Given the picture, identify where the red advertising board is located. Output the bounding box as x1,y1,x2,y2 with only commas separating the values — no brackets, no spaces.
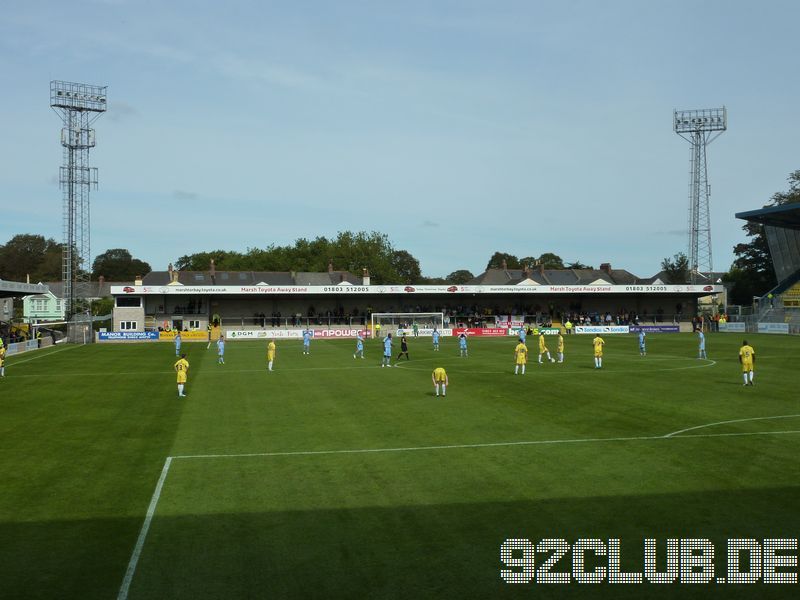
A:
312,329,367,338
452,327,507,337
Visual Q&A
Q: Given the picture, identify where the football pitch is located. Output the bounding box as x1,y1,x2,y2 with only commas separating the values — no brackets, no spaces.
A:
1,333,799,599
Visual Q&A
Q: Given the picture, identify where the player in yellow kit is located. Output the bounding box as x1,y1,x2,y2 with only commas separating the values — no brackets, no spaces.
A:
514,341,528,375
0,344,6,377
267,339,276,372
432,367,448,397
593,335,605,369
538,332,554,364
174,353,189,397
738,340,755,386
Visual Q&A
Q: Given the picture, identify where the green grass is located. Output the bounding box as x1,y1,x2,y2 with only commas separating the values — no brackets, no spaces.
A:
1,333,799,599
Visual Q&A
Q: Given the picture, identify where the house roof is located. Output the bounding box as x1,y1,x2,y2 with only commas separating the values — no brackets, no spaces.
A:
467,267,642,286
141,270,361,287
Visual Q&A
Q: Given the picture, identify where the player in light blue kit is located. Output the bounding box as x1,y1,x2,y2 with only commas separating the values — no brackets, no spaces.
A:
174,331,182,356
518,327,526,343
432,328,440,351
217,335,225,364
697,330,707,359
353,333,365,359
303,328,312,355
458,333,468,357
382,333,393,367
638,330,646,357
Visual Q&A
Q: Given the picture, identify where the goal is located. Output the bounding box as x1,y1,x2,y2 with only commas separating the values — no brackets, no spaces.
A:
370,312,445,337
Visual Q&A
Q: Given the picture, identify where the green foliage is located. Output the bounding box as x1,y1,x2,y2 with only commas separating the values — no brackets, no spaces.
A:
445,270,475,284
489,252,566,271
536,252,565,269
660,252,690,284
173,231,421,284
486,252,520,270
92,248,151,280
0,234,62,282
91,296,115,316
566,260,594,269
770,169,800,206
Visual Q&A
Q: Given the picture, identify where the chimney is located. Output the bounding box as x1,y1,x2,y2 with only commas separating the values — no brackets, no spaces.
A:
523,265,531,279
339,273,345,282
539,263,544,276
600,262,612,274
26,273,30,284
362,267,371,286
98,275,105,293
501,259,507,271
328,259,333,273
134,274,143,286
210,258,216,277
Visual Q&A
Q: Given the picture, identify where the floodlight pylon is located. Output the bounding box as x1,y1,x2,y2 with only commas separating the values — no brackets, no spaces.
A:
50,80,107,319
674,107,726,283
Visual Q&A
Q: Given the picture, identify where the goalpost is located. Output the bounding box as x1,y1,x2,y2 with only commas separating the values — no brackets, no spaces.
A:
370,312,445,338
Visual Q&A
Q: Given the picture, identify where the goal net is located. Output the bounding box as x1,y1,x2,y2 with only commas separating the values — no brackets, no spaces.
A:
370,312,445,338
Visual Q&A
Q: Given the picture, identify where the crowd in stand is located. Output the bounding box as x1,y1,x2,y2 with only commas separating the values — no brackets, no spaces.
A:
210,300,721,329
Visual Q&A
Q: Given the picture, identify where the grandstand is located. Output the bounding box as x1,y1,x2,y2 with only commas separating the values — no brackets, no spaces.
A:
736,202,800,332
108,261,724,338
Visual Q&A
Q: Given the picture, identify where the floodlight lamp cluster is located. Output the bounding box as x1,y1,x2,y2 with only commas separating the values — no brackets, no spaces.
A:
673,107,726,133
50,80,107,112
55,90,106,103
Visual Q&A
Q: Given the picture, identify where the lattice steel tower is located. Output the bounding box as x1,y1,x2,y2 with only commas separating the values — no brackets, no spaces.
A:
674,107,726,283
50,81,107,318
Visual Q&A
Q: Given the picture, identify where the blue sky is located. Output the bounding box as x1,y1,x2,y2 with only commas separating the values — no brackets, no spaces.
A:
1,0,798,278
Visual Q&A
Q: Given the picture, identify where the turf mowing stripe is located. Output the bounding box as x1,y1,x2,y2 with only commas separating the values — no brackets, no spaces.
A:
5,343,79,366
664,413,800,437
170,428,800,460
118,457,173,600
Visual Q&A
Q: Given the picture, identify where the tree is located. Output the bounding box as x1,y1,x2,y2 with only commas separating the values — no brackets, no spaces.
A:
566,260,593,269
518,256,537,269
660,253,690,284
0,234,62,282
445,270,475,284
92,249,151,280
175,250,244,271
390,250,421,284
172,231,425,284
724,169,800,304
536,253,565,269
486,252,520,270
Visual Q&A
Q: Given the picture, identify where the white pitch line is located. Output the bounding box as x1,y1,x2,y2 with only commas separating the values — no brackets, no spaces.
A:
117,457,173,600
171,428,800,461
120,426,800,594
664,414,800,438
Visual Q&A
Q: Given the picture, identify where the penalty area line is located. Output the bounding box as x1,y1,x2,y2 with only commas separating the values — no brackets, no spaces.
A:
171,428,800,461
664,414,800,437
